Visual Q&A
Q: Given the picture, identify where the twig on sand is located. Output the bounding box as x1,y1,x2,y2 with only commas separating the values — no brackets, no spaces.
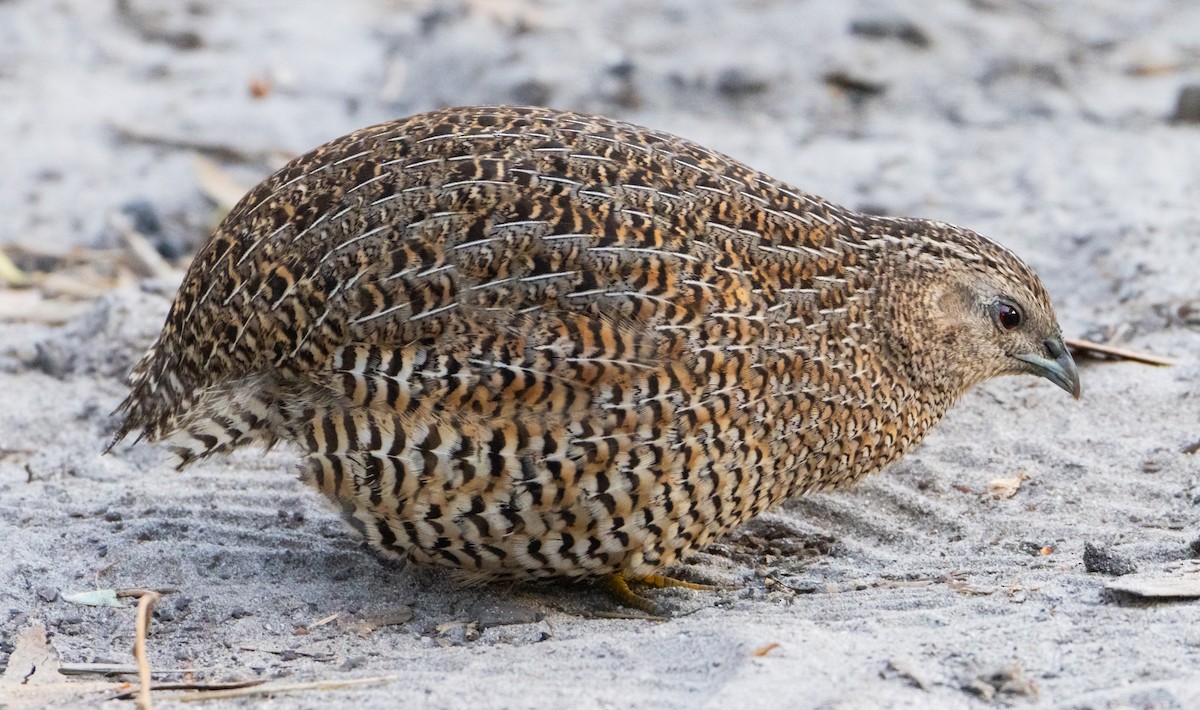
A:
110,680,268,701
110,123,269,164
194,154,252,212
117,588,162,710
585,609,667,622
60,662,195,676
1065,338,1176,367
110,213,181,281
173,675,396,702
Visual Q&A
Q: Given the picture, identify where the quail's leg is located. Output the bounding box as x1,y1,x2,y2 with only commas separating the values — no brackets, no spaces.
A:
600,574,662,614
600,573,724,614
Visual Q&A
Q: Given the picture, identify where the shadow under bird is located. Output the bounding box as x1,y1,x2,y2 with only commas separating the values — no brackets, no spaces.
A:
109,106,1080,611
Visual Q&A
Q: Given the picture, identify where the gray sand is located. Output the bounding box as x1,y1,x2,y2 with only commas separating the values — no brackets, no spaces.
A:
2,1,1199,707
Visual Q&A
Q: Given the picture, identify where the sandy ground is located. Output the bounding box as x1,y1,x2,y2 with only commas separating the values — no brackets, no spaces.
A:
3,0,1200,707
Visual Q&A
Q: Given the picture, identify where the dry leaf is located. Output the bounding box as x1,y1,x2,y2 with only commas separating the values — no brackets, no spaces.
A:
752,642,781,657
0,624,59,685
1106,569,1200,599
63,589,127,607
988,472,1029,499
0,247,27,285
0,625,121,708
0,290,89,324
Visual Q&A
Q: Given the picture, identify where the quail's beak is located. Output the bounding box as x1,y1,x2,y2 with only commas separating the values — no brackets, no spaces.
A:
1015,337,1081,399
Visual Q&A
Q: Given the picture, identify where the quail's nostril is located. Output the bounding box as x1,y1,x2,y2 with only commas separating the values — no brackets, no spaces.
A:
1044,338,1064,358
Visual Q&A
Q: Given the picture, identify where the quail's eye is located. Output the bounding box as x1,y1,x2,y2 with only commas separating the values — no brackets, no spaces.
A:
996,302,1022,331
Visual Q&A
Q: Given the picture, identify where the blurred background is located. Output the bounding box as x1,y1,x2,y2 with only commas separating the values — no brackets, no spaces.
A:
2,0,1199,332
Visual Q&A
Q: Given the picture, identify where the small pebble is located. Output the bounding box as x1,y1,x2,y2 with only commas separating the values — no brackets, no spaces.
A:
715,67,770,97
606,57,636,79
120,199,164,240
36,587,59,603
1018,540,1048,556
1083,542,1138,576
339,655,367,671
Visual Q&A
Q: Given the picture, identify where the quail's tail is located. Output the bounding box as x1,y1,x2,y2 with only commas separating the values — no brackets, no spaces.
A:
106,343,185,454
108,341,283,469
157,383,283,469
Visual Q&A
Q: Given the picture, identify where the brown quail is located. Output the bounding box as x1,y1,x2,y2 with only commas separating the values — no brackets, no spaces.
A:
110,106,1080,610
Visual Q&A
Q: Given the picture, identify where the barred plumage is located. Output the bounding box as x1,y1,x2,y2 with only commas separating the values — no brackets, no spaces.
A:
111,106,1079,607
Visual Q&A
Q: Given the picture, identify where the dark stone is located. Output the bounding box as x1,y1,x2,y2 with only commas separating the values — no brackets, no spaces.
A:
419,4,467,35
277,509,305,528
29,342,73,379
120,199,163,239
1171,85,1200,123
714,517,837,566
120,199,188,261
467,599,544,628
715,68,771,98
36,587,59,603
339,655,367,671
510,80,553,107
230,608,252,619
1018,540,1048,556
1083,542,1138,576
606,58,636,79
856,203,891,217
963,666,1037,700
850,17,931,48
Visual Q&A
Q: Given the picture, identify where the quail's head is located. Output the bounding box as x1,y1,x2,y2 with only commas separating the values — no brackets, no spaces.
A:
881,222,1081,400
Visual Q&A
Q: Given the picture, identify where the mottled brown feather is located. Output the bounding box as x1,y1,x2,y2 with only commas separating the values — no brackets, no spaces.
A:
112,106,1070,582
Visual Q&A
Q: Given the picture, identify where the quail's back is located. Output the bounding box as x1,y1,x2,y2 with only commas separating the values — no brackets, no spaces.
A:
113,106,1079,588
